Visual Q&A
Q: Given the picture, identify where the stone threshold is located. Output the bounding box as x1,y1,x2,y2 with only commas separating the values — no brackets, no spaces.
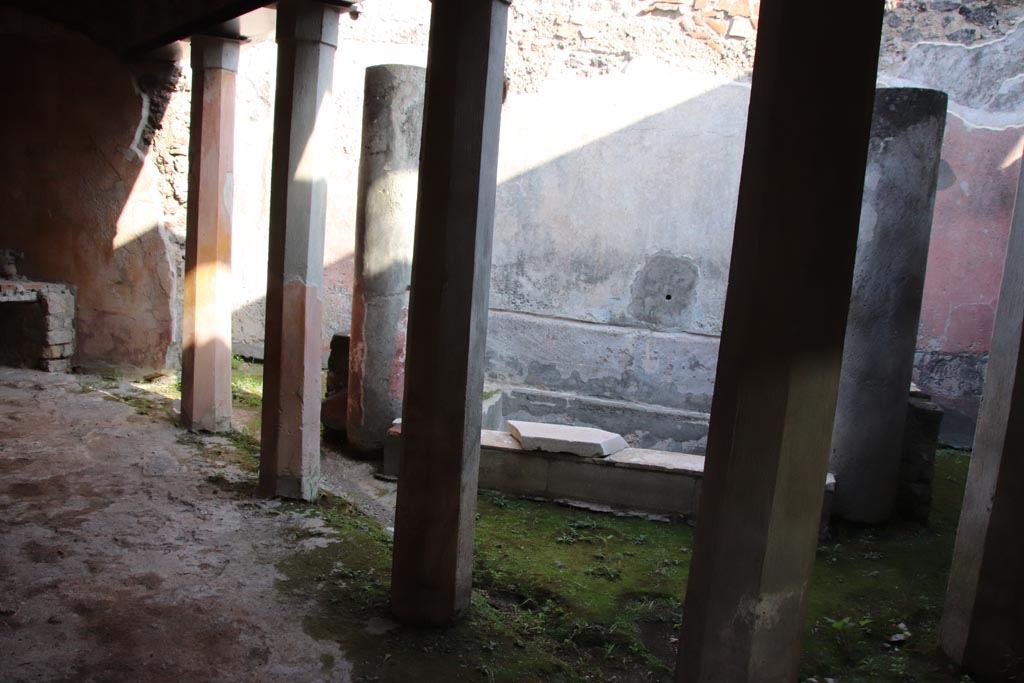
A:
383,424,836,526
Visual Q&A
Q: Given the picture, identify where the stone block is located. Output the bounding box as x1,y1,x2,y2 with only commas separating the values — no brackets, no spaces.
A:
509,419,628,457
41,358,71,373
41,292,75,317
727,16,755,38
46,315,73,332
45,326,74,345
40,343,71,360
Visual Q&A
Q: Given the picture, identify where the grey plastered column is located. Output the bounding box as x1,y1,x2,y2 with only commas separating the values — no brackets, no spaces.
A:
940,156,1024,680
259,0,340,501
830,88,948,523
181,36,239,433
347,64,426,453
674,1,885,681
390,0,509,624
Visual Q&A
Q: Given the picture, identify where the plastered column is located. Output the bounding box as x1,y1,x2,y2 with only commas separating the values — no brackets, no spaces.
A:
830,87,948,523
390,0,509,625
347,64,426,453
259,0,340,501
181,36,239,433
674,1,886,681
940,151,1024,681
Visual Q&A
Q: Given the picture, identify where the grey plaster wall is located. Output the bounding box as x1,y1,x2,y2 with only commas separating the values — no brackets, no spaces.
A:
483,64,748,450
491,64,748,337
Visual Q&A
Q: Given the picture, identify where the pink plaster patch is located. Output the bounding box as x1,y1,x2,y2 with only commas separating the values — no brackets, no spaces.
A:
390,307,409,402
917,117,1023,354
347,285,366,430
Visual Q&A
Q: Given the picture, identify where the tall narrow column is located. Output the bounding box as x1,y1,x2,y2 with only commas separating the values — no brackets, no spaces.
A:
675,1,885,682
181,36,239,433
259,0,340,501
347,65,426,454
940,158,1024,681
830,88,948,523
390,0,509,624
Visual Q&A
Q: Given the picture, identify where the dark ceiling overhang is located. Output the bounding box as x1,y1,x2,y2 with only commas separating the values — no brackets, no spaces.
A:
0,0,359,57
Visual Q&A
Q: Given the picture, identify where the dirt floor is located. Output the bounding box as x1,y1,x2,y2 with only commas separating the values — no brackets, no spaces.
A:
0,367,362,683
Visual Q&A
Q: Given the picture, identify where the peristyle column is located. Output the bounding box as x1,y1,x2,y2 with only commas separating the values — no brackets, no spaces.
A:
181,36,239,433
830,88,948,523
259,0,340,500
675,1,885,681
940,153,1024,681
390,0,509,624
347,64,426,453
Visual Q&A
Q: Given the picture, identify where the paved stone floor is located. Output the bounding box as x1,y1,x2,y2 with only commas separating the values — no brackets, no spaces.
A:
0,367,353,683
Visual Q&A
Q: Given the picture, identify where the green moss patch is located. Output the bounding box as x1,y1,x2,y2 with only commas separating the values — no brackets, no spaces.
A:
231,355,264,409
269,449,973,683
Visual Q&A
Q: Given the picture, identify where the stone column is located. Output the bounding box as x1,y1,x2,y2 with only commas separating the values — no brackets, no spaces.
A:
390,0,509,624
940,155,1024,681
347,64,426,453
181,36,239,433
674,1,885,682
259,0,340,501
830,88,948,523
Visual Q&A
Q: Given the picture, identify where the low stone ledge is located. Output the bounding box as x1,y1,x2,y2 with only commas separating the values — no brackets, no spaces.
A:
384,424,835,527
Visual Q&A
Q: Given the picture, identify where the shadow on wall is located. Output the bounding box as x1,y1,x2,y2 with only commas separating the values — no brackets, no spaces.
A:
0,10,181,375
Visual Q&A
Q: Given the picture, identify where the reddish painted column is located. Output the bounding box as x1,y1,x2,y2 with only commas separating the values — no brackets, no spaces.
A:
259,0,340,501
674,0,885,681
390,0,510,624
940,149,1024,681
181,36,239,433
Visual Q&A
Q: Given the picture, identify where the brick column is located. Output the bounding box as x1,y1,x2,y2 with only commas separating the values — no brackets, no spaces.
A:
390,0,510,624
674,1,885,681
181,36,239,433
940,152,1024,681
259,0,340,501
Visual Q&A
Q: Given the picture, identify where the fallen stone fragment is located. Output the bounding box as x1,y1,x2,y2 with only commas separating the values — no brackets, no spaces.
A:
508,420,628,457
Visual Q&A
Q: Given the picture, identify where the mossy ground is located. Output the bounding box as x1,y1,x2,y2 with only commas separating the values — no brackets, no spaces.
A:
97,362,973,682
270,451,972,683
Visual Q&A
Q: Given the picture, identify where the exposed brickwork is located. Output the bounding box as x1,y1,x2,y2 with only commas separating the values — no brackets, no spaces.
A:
0,280,76,372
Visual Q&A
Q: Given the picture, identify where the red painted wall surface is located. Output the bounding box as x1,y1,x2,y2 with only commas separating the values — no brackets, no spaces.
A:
0,16,176,373
919,117,1023,353
915,116,1024,414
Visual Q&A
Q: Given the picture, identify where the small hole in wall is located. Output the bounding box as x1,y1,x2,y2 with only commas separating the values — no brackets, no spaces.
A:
665,294,672,301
